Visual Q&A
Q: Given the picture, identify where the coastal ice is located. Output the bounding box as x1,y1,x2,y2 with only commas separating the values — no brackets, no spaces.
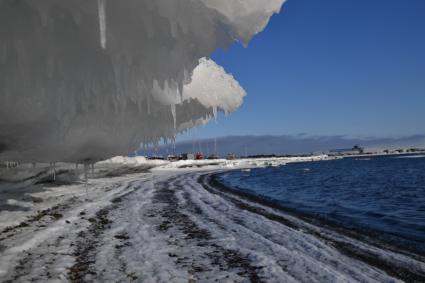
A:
0,0,285,162
1,157,423,282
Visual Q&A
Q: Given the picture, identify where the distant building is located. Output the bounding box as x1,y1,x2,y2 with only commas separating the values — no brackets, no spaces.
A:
167,155,178,161
207,154,219,160
227,153,237,160
329,145,364,156
180,153,195,160
148,155,164,160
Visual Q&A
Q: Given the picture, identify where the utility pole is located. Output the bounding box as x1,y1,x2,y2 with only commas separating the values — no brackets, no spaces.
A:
206,142,209,157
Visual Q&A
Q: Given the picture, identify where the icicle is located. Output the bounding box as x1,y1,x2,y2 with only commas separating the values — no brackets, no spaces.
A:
53,162,56,181
212,106,217,121
83,163,89,198
98,0,107,49
49,162,56,181
172,135,176,155
84,163,89,184
171,104,176,131
154,141,159,154
147,95,151,115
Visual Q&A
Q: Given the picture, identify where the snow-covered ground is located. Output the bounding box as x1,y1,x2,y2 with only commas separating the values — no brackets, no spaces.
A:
0,156,424,282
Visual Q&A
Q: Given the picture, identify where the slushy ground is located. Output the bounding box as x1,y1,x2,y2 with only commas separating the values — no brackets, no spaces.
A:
0,156,424,282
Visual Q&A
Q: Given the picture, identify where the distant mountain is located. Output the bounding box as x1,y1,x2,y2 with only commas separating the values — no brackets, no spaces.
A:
139,134,425,156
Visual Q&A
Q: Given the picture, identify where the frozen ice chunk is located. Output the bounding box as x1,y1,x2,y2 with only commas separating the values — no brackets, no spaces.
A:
0,0,285,162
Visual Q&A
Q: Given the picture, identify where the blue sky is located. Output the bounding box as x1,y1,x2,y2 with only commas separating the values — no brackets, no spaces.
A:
180,0,425,141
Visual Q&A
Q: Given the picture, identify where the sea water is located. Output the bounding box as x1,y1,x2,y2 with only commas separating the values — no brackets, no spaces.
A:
217,155,425,254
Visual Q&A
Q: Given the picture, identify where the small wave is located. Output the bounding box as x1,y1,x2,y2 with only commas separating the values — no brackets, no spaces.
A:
365,211,386,218
393,155,425,159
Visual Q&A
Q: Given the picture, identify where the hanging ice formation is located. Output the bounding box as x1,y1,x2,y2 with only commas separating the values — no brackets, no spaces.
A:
97,0,107,49
0,0,285,162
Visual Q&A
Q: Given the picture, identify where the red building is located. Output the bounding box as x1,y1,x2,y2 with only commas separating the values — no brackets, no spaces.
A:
196,152,203,160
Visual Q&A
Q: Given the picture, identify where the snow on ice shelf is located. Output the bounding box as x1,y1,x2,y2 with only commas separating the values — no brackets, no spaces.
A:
0,0,285,163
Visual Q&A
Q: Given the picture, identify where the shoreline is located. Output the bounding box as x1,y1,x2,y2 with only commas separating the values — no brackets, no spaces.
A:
204,171,425,266
207,170,425,258
1,159,424,281
335,151,425,159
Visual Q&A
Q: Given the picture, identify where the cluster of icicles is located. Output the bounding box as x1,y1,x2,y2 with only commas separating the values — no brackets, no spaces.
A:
0,0,285,162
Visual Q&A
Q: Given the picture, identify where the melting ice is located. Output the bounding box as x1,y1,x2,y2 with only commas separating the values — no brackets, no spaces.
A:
0,0,285,162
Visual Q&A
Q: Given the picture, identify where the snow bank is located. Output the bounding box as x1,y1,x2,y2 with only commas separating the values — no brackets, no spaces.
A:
113,154,331,171
0,0,285,163
98,156,169,168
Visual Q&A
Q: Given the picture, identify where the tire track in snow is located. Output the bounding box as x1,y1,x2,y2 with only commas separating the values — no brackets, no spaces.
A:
149,176,264,282
68,181,143,282
0,176,145,282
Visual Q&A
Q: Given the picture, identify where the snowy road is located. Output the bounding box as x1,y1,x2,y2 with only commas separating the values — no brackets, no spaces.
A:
1,169,424,282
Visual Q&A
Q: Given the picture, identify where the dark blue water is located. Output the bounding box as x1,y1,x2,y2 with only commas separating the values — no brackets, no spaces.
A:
217,155,425,253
